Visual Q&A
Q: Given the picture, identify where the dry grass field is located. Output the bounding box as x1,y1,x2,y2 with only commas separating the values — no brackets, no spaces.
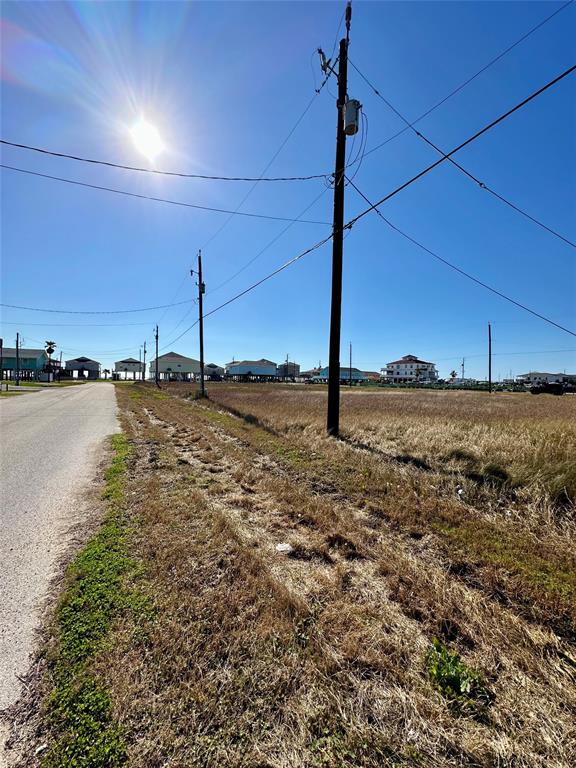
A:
32,383,576,768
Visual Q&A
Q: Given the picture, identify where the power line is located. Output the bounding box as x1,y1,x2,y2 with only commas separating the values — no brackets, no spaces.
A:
344,65,576,231
160,233,333,350
346,176,576,337
200,93,323,250
349,59,576,249
208,187,329,295
0,139,326,183
1,299,194,315
363,0,575,158
0,164,330,225
0,320,153,327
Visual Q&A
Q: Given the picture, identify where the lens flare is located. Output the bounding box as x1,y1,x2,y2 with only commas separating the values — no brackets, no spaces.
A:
130,119,164,162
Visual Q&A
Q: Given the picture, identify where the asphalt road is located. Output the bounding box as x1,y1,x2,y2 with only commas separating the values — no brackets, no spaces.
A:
0,383,119,718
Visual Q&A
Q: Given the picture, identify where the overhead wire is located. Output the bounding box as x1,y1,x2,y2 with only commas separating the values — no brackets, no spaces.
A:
159,233,333,351
208,187,329,296
349,59,576,249
0,165,330,225
343,65,576,230
0,139,326,183
6,66,573,336
1,299,194,315
363,0,575,158
345,175,576,337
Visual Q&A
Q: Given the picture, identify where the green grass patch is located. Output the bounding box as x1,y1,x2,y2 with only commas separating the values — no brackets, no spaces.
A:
42,433,145,767
426,638,492,717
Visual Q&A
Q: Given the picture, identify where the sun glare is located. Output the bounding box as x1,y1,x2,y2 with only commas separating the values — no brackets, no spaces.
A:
130,119,165,162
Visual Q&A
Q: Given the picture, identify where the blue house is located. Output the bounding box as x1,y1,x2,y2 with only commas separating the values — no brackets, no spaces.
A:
313,366,368,384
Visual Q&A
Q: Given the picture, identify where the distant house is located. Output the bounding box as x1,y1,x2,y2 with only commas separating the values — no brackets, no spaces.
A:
205,363,225,379
226,359,277,380
277,361,300,379
300,367,322,380
114,357,143,380
65,356,101,380
516,371,575,385
149,352,200,382
313,366,368,384
1,347,48,380
381,354,438,383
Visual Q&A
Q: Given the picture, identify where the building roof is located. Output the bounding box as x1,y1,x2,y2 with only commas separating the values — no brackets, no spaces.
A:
387,354,435,366
66,356,100,364
1,347,47,357
518,371,568,377
157,351,197,361
227,359,277,367
116,357,141,364
206,363,223,369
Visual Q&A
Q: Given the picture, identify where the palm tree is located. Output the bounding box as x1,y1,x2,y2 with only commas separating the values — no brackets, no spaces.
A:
45,340,56,371
450,370,458,381
103,369,110,380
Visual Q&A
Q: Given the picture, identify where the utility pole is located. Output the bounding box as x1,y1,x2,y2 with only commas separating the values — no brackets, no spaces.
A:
488,323,492,393
138,347,141,382
143,340,147,382
154,325,160,388
0,338,3,390
461,357,465,381
15,332,20,387
191,251,206,397
327,1,351,436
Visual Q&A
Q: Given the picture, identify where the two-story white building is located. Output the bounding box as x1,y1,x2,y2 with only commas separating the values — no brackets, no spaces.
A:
381,354,438,383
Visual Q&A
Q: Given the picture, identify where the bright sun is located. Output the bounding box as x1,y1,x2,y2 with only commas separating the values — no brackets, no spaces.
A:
130,119,165,162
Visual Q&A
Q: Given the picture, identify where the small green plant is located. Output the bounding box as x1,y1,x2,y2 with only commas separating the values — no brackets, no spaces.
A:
425,638,492,715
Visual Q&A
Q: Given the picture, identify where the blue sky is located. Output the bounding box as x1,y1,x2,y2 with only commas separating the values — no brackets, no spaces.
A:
1,0,575,379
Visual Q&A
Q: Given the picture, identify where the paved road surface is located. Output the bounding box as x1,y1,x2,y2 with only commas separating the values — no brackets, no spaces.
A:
0,383,118,721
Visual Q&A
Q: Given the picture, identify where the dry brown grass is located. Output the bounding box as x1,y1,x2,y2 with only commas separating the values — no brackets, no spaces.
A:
79,383,576,767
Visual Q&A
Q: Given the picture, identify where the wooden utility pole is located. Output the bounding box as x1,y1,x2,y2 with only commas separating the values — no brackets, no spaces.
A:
143,340,147,382
154,325,160,388
327,2,351,436
192,251,206,397
15,332,20,387
488,323,492,393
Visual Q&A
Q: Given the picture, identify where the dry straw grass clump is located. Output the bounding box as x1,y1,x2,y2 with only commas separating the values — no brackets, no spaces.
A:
35,383,574,767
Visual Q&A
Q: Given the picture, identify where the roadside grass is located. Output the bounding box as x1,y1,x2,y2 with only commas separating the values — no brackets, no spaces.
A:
84,384,576,767
188,388,576,635
0,390,23,397
40,433,148,768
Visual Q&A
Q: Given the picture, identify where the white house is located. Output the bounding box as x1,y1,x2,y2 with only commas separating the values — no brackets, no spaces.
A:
65,356,101,380
114,357,143,380
226,359,277,380
149,352,200,382
516,371,574,385
381,354,438,383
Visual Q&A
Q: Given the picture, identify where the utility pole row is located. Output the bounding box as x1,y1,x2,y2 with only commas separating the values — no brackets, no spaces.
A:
191,250,206,397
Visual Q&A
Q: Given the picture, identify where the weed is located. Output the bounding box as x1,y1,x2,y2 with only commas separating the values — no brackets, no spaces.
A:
425,638,492,715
